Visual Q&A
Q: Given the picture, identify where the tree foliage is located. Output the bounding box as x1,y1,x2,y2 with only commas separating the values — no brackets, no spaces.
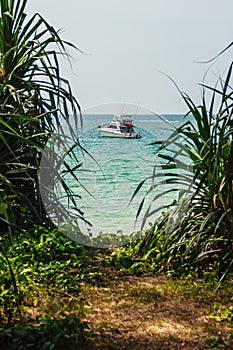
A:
128,53,233,286
0,0,82,232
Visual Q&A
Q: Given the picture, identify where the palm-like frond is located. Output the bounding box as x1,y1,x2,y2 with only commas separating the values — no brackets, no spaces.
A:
0,0,83,233
137,63,233,285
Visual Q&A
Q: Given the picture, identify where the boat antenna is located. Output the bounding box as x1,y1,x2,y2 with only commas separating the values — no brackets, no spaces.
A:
120,102,125,115
133,103,140,120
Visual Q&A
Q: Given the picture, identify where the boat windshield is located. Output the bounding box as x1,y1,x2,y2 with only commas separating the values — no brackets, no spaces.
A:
113,114,133,124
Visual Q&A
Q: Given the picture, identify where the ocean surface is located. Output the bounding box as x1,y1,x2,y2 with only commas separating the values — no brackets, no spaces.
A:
62,113,191,238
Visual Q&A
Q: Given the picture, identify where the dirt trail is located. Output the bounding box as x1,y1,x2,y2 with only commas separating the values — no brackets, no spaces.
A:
76,251,233,350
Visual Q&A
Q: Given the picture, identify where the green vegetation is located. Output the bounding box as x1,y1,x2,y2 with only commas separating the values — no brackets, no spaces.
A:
0,228,90,349
0,0,83,236
2,317,86,350
116,54,233,289
0,0,88,347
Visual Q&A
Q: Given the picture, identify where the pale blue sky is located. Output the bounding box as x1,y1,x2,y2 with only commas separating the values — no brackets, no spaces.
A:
27,0,233,113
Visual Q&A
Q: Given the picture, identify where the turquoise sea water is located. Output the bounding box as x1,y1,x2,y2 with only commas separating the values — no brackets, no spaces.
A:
64,113,189,238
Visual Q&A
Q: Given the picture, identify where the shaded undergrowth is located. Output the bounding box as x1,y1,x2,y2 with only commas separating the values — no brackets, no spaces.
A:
1,230,233,349
0,227,91,349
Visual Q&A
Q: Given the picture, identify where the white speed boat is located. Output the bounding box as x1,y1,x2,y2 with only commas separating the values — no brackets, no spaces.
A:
98,115,141,139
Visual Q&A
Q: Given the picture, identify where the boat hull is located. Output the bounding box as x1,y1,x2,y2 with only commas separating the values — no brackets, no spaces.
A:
99,128,141,139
